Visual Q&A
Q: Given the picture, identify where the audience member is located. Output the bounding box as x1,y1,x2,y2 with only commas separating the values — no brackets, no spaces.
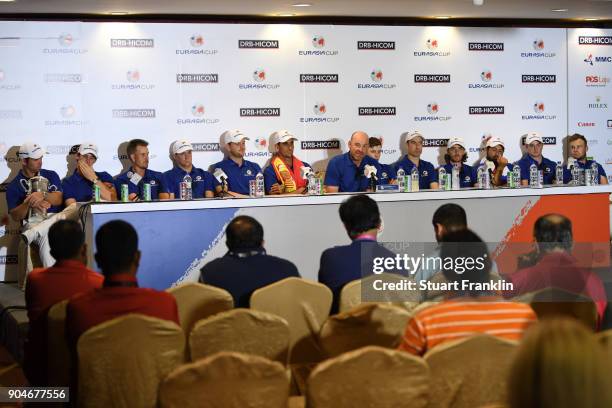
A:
199,215,300,307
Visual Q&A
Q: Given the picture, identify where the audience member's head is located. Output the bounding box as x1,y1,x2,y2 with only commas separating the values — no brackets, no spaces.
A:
432,203,468,242
534,214,573,254
49,220,86,263
508,318,612,408
95,220,140,276
226,216,264,252
440,229,492,296
339,194,381,240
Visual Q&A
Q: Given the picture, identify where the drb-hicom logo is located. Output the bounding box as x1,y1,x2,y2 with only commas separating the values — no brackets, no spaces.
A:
240,107,280,117
111,69,155,90
238,40,279,49
43,33,88,54
588,96,608,109
414,102,451,122
300,102,340,123
358,107,396,116
0,70,21,90
357,41,395,50
176,104,220,125
176,73,219,83
469,106,505,115
358,69,396,89
301,140,341,150
192,143,220,152
239,68,280,90
176,34,219,55
45,105,89,126
300,74,339,83
298,35,339,56
0,110,22,120
521,136,557,145
111,38,154,48
414,38,450,57
585,75,610,87
579,36,612,45
422,138,449,147
521,101,557,120
468,42,504,51
414,74,451,83
112,109,156,119
522,74,556,83
44,73,82,83
468,69,504,89
521,39,556,58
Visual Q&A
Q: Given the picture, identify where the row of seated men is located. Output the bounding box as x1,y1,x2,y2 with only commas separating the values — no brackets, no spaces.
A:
23,194,609,387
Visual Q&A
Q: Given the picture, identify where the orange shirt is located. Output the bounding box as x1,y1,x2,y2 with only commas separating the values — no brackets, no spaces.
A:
398,297,537,356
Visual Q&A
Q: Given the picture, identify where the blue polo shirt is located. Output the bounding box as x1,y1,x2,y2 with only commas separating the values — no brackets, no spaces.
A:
441,163,477,188
62,170,114,203
162,166,216,198
114,168,166,200
563,159,607,184
212,158,262,195
478,161,515,185
6,169,63,213
263,159,311,194
379,164,397,185
324,153,383,192
517,155,557,185
393,156,438,190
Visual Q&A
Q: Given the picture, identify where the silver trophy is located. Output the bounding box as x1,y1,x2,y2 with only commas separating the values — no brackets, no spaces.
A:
20,175,50,223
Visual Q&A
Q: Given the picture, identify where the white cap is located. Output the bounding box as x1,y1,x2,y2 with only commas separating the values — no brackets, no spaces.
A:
447,137,465,149
171,140,193,155
524,132,543,145
18,142,45,160
486,136,505,148
406,131,424,142
78,142,98,158
222,129,249,144
270,129,298,145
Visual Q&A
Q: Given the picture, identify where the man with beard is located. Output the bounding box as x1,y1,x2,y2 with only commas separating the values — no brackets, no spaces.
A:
213,130,262,197
480,136,515,187
562,134,608,185
439,137,477,188
264,130,311,195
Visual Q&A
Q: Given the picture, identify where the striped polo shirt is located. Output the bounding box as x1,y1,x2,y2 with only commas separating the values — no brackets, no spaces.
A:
398,297,537,356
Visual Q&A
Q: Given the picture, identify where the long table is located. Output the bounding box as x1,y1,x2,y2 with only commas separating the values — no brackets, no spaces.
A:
83,186,612,289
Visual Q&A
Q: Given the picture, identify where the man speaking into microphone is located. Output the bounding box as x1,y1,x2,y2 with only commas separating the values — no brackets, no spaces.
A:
324,131,383,193
264,130,311,195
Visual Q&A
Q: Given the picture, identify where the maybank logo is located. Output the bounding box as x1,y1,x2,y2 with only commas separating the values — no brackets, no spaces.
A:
301,140,341,150
240,107,280,117
358,107,396,116
414,74,451,83
579,36,612,45
300,74,338,83
111,38,154,48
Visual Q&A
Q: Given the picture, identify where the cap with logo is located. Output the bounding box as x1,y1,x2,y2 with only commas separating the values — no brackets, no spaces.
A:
18,142,45,160
270,130,298,145
78,142,98,158
171,140,193,155
447,137,465,149
406,131,424,142
524,132,543,145
222,130,249,145
486,137,505,148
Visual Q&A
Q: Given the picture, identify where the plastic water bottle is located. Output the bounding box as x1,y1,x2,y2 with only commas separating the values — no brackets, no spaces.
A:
477,165,490,189
555,163,564,185
591,162,599,185
397,167,406,192
570,166,579,186
410,167,419,192
451,164,460,190
180,174,193,200
255,172,265,197
529,164,539,188
585,169,593,186
438,167,447,190
512,166,521,187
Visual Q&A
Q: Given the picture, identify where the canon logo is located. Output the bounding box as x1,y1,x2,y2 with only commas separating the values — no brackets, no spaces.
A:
578,122,596,127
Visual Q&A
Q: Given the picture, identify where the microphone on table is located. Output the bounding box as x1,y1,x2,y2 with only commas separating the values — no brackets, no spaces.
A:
213,168,229,195
567,157,577,170
364,165,378,191
301,166,315,194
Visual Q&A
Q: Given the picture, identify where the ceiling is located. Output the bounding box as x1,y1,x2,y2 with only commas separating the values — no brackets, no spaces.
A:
0,0,610,21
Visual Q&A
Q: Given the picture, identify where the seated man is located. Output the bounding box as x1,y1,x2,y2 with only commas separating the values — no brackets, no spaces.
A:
563,133,608,185
393,131,439,190
24,220,103,385
366,137,396,185
439,137,477,188
503,214,607,324
66,220,179,347
213,130,262,197
264,130,311,195
200,216,300,307
480,136,515,186
517,132,557,186
398,229,537,356
324,131,383,193
318,194,397,313
62,143,117,204
114,139,167,200
160,140,215,199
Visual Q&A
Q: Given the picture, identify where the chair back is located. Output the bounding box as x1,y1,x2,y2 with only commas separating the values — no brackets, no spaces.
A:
597,329,612,359
47,299,70,386
339,273,419,313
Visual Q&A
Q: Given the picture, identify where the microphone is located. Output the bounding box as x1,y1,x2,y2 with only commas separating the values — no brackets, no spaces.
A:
364,165,378,191
567,157,576,170
213,168,229,193
300,166,314,180
484,160,496,172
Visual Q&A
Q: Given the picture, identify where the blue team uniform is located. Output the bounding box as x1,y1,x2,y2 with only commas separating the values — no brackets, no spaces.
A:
6,169,63,213
379,164,396,185
62,170,114,202
162,166,216,198
441,163,477,188
562,159,607,184
393,156,438,190
212,158,262,195
114,168,166,200
517,155,557,185
324,153,383,192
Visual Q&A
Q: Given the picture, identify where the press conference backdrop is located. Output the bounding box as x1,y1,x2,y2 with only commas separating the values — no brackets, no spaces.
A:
0,21,610,279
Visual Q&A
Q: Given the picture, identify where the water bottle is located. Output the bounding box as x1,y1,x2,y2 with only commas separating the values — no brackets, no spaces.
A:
255,172,265,197
585,169,593,186
410,167,420,192
477,165,490,189
529,164,539,188
579,167,585,185
570,166,579,185
591,162,599,185
451,164,460,190
180,174,193,200
555,163,564,185
397,167,406,192
438,167,447,190
512,166,521,187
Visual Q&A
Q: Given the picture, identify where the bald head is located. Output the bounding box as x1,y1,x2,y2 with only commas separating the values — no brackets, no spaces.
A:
534,213,573,254
226,215,264,251
348,131,369,163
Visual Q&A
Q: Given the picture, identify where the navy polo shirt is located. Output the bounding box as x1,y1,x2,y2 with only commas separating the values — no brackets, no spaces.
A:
62,170,114,203
393,156,438,190
212,158,262,195
441,163,477,188
162,166,216,198
478,160,515,184
379,164,397,185
114,168,166,200
6,169,63,213
324,153,383,192
563,159,607,184
263,159,311,194
517,155,557,185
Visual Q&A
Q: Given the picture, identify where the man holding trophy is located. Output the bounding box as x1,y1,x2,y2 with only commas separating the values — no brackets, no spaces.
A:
6,142,63,285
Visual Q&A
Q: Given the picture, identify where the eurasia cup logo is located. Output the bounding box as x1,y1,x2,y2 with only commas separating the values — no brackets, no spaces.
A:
533,39,545,50
58,33,73,46
60,105,76,118
253,69,266,82
191,104,205,117
481,70,493,82
126,70,140,83
254,138,267,150
313,102,326,115
426,38,438,49
370,69,383,82
533,101,545,113
190,35,204,47
312,36,325,48
427,102,439,115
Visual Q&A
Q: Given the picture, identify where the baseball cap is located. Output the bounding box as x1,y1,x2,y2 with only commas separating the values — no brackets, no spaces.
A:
18,142,45,160
270,130,298,145
447,137,465,149
524,132,543,145
486,136,505,148
78,142,98,158
406,131,424,142
222,130,249,144
171,140,193,155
